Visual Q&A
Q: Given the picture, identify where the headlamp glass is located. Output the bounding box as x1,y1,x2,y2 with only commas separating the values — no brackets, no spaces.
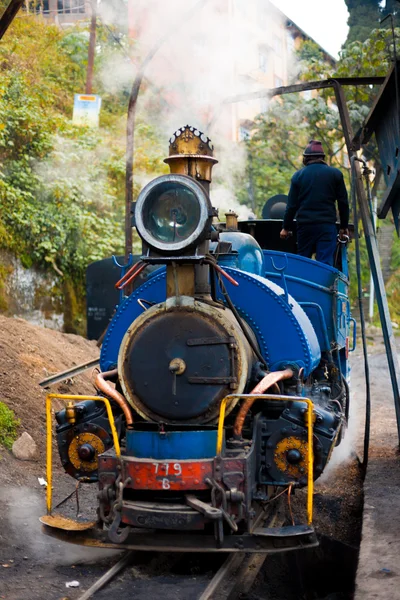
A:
135,175,211,253
142,182,201,245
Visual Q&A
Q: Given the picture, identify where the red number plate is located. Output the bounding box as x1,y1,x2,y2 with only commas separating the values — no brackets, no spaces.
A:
124,459,213,491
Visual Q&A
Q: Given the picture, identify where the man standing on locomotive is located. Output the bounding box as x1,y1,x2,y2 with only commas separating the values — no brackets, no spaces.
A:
280,140,349,267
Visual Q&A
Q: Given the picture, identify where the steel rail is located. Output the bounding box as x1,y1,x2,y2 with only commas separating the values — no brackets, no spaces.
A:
198,511,282,600
198,553,266,600
76,551,135,600
39,357,100,388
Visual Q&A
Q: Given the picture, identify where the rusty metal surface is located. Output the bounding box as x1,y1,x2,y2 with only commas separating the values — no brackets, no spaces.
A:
121,500,206,530
223,77,386,105
39,514,97,531
39,357,100,388
122,457,213,491
274,436,309,479
41,524,318,553
351,64,400,225
331,80,400,442
68,432,105,473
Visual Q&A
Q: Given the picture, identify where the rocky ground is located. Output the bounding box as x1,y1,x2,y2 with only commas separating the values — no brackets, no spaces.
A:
0,315,380,600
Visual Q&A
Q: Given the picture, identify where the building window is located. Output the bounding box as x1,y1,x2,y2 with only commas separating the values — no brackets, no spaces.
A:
58,0,85,14
274,75,283,88
239,126,251,141
286,33,295,54
273,35,283,56
259,51,268,73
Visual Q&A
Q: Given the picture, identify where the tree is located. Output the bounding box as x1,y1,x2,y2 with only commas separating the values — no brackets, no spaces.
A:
345,0,382,44
0,17,166,333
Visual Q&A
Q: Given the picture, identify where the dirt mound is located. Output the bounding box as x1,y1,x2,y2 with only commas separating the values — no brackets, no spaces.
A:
0,314,99,466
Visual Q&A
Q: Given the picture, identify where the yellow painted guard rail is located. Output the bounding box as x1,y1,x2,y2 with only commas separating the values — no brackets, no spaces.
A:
217,393,314,525
46,394,120,515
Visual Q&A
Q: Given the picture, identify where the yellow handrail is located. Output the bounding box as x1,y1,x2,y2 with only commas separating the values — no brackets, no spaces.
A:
217,393,314,524
45,394,120,515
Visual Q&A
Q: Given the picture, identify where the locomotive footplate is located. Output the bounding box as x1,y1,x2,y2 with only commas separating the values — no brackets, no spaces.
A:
41,522,318,553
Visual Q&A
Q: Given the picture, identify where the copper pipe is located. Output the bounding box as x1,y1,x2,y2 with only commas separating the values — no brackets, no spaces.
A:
115,261,144,289
205,259,239,287
233,368,294,438
118,263,147,290
94,369,133,426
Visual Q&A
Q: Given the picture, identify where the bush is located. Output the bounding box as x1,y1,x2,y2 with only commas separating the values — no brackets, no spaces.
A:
0,401,20,449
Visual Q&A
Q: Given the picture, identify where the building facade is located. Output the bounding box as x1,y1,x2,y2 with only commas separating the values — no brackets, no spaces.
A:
36,0,334,141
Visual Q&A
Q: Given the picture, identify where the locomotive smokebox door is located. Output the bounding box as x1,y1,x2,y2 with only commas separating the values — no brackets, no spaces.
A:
118,299,253,424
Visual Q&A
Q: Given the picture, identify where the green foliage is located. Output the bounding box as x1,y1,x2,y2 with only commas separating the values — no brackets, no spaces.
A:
345,0,382,45
0,17,166,332
237,41,352,214
237,31,398,215
0,401,20,449
384,230,400,324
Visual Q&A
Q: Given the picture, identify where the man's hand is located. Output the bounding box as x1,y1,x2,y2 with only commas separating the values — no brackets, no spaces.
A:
280,229,292,240
339,228,350,241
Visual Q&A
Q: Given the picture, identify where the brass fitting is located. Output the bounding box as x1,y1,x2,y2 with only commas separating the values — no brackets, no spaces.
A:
164,125,218,183
225,211,239,231
65,401,77,425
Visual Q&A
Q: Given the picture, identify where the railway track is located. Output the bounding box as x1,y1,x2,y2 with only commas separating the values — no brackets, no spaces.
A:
199,552,267,600
72,503,283,599
75,549,267,600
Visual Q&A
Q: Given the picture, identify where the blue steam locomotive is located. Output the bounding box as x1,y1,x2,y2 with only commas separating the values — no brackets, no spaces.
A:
42,125,352,553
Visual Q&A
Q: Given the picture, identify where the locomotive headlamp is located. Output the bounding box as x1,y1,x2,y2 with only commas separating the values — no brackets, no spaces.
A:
135,173,212,253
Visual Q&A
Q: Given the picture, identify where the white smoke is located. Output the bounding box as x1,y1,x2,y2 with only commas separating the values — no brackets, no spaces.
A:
96,0,290,215
1,485,120,565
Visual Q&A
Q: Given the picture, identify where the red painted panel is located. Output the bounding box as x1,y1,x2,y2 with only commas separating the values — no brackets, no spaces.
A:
123,458,213,491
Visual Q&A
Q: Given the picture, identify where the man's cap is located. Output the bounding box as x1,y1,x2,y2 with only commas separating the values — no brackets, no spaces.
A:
303,140,325,156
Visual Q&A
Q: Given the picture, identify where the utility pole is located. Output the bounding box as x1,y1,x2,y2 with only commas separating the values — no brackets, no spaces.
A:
128,0,135,40
85,0,97,94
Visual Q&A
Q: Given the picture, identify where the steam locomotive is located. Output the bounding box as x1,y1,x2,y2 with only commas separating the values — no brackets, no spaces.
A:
41,125,352,553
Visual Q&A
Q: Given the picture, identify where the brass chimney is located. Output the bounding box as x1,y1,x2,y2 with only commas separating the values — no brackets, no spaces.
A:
164,125,218,192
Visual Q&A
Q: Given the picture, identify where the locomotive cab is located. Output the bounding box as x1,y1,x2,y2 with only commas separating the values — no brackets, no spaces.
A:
41,126,352,554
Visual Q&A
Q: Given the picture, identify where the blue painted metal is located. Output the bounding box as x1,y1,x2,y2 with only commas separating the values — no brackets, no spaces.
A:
216,253,239,269
350,317,357,352
100,265,321,377
338,244,349,278
263,250,350,352
269,253,289,304
126,429,219,459
299,302,331,352
112,253,134,304
215,267,321,376
100,269,166,371
215,231,264,276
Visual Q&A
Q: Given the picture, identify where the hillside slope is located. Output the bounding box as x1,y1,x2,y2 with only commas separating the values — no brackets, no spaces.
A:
0,314,99,463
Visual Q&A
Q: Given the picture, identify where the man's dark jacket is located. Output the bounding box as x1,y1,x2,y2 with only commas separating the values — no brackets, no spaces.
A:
282,163,349,230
